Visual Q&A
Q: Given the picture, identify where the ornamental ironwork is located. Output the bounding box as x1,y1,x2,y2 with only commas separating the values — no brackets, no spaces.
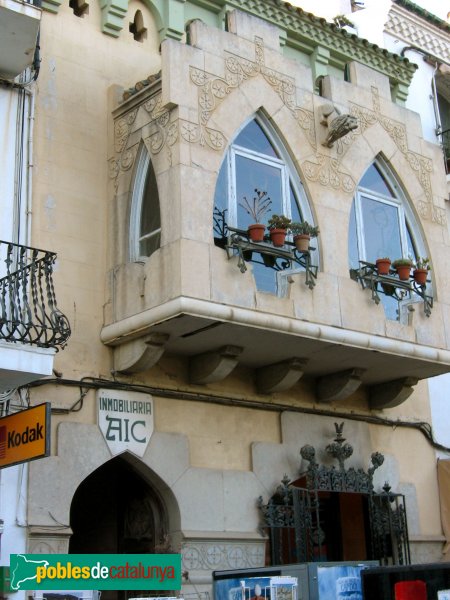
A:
258,423,410,566
0,240,71,348
300,421,385,494
350,261,433,317
213,209,318,290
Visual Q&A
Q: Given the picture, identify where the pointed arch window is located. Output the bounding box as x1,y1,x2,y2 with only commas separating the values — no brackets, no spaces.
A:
349,161,428,320
130,147,161,261
214,116,316,295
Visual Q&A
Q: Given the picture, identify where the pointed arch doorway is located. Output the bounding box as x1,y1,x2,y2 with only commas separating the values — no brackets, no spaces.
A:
69,455,170,600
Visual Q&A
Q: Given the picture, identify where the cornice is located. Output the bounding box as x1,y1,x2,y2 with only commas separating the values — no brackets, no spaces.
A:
393,0,450,33
386,3,450,65
217,0,417,87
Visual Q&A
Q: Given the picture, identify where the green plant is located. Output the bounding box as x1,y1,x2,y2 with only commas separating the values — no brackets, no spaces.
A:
333,14,355,28
289,221,320,237
415,257,430,270
268,214,292,230
239,189,271,223
392,257,413,268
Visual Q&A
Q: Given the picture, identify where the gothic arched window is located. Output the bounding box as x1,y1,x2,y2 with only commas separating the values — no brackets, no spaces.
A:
130,146,161,261
349,160,428,320
214,115,316,295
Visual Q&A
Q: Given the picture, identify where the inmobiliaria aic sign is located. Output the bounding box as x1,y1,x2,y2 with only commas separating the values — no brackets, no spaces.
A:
0,403,50,469
97,388,154,457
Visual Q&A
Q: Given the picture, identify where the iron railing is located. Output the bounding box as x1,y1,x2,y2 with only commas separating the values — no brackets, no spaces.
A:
438,128,450,174
258,424,411,566
0,240,70,348
350,261,433,317
213,208,319,290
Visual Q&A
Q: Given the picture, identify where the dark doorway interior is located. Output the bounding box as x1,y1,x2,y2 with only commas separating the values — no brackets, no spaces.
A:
69,456,168,600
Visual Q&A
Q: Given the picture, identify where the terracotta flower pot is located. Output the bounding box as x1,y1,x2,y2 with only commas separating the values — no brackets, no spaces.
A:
247,223,266,242
270,228,287,247
375,258,391,275
294,234,310,252
413,268,428,286
395,265,411,281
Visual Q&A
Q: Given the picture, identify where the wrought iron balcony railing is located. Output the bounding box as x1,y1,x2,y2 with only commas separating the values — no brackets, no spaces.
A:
350,261,433,317
225,227,318,289
213,209,318,290
0,240,71,348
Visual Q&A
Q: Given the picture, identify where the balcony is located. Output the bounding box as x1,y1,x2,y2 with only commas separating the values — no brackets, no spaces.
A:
438,128,450,175
0,240,70,390
0,0,41,79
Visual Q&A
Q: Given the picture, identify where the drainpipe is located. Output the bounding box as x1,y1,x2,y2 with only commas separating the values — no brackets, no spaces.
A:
400,45,442,139
25,87,35,246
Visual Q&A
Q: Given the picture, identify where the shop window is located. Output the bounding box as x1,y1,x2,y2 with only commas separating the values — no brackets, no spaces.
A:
130,146,161,261
213,116,316,295
348,160,427,321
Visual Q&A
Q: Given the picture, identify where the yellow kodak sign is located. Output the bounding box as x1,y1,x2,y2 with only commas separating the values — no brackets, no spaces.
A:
0,403,50,469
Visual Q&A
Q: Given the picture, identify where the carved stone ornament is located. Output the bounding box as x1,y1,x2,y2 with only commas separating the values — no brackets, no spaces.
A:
346,87,445,225
300,422,385,494
182,541,265,573
320,103,359,148
188,36,316,152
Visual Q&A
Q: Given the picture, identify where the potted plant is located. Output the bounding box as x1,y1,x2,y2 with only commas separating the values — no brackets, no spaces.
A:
413,257,430,286
239,189,271,242
290,221,320,252
375,257,391,276
268,214,292,247
392,257,413,281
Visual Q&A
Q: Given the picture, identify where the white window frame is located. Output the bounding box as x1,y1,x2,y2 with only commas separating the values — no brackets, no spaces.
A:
353,160,427,263
129,146,161,262
352,160,430,321
354,190,408,263
227,145,292,227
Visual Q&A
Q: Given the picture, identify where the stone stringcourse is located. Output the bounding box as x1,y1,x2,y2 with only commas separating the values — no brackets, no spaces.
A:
42,0,417,101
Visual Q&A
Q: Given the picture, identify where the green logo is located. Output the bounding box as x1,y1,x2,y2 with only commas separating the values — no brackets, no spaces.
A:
10,554,181,591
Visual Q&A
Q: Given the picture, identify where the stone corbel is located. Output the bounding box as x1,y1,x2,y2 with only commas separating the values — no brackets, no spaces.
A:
256,358,307,394
114,332,169,374
320,102,358,148
189,345,243,384
100,0,129,37
316,368,366,402
369,376,419,410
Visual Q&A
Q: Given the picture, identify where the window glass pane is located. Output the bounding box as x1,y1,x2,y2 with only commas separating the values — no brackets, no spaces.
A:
406,224,417,261
140,231,161,258
348,201,359,269
360,164,395,197
289,184,302,222
139,160,160,257
234,120,278,157
214,161,228,213
236,154,282,228
360,195,402,261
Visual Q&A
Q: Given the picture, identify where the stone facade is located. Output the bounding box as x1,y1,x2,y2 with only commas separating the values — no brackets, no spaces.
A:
19,0,450,596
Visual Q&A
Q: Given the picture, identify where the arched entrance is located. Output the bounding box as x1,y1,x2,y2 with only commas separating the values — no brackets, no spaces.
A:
69,454,170,600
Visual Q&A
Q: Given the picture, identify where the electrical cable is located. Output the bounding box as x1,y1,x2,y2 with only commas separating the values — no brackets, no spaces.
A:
23,376,450,454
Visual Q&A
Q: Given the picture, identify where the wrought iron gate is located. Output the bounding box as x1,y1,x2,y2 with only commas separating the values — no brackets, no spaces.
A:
258,423,410,565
